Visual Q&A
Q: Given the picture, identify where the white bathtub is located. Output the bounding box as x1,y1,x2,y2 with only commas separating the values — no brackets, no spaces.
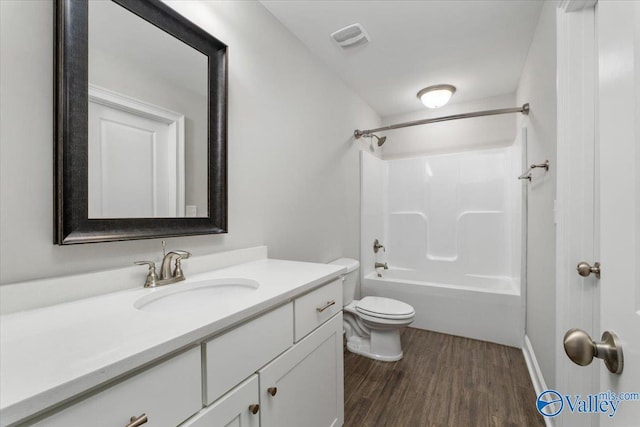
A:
362,270,523,347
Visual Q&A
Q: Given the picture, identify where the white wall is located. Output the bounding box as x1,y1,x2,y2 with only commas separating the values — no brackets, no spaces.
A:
516,1,557,389
0,1,379,290
380,93,517,159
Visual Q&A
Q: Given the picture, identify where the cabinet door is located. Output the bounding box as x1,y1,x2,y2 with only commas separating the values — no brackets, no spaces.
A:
182,375,260,427
259,313,344,427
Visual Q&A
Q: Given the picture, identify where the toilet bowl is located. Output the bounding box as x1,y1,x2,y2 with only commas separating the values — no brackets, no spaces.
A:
330,258,415,362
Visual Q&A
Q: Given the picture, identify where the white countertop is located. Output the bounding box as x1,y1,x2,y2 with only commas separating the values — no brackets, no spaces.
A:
0,258,345,425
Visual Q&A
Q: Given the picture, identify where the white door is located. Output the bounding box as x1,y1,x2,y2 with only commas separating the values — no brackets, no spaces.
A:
557,1,640,425
596,0,640,425
87,86,185,218
89,101,171,218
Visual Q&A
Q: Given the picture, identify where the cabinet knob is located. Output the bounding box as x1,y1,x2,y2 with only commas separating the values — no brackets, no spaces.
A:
249,404,260,414
125,414,148,427
267,387,278,396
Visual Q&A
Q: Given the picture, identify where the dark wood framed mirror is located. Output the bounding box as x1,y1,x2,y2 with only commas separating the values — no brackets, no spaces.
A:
54,0,227,244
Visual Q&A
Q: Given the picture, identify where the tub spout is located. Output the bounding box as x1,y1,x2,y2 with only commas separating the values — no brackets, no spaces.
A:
375,262,388,270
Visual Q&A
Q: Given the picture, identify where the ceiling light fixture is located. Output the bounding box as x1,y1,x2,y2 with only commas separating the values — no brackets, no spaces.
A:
417,84,456,109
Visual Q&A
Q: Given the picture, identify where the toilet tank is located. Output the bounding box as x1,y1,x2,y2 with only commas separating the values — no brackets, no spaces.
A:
329,258,360,305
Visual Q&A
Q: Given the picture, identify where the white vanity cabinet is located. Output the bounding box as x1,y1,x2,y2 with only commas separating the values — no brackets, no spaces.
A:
11,274,345,427
203,303,294,405
189,313,343,427
194,279,344,427
181,375,260,427
32,346,202,427
259,313,344,427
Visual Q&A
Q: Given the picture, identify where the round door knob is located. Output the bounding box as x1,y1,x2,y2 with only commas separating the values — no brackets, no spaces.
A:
563,328,596,366
563,328,623,374
249,404,260,414
576,261,600,278
267,387,277,396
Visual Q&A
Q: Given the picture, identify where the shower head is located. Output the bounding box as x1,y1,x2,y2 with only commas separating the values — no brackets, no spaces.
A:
371,134,386,147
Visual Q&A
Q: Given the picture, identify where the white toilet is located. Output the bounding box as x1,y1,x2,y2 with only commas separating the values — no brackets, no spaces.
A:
330,258,415,362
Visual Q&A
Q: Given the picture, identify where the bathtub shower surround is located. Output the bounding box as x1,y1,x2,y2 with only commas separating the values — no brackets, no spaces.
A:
386,147,521,287
360,144,524,347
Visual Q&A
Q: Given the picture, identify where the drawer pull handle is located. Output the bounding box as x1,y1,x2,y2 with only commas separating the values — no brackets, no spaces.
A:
316,300,336,312
267,387,278,396
125,414,148,427
249,404,260,414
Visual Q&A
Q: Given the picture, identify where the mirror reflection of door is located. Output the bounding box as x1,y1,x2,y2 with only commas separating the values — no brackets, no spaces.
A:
88,86,185,218
88,0,208,218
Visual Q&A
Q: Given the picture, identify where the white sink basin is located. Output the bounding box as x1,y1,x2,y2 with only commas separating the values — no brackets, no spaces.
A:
134,278,260,313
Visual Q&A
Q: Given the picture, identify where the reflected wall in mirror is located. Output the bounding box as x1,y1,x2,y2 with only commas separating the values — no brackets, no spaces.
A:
55,0,227,244
88,0,208,218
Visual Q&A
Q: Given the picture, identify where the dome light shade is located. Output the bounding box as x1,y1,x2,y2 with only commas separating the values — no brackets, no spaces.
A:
417,84,456,109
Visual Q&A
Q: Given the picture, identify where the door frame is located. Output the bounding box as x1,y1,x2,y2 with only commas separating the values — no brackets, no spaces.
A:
555,1,599,426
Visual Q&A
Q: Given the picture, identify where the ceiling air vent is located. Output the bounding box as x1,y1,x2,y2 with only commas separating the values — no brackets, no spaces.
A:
330,23,370,48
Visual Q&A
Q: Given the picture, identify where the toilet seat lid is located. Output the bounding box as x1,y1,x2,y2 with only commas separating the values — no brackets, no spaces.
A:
356,296,415,319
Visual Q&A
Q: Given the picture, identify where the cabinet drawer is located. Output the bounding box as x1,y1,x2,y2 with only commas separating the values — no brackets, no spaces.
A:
204,303,293,405
294,279,342,342
35,347,202,427
181,375,259,427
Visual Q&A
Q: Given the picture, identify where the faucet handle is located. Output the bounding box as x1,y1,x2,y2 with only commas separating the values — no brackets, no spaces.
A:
172,250,191,259
173,251,191,280
135,260,156,268
174,259,186,280
135,261,158,288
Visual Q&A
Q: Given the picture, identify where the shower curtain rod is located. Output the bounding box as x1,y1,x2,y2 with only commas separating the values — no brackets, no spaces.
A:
354,103,529,139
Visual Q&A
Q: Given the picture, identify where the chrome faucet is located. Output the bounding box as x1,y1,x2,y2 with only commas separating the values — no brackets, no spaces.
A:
135,245,191,288
160,250,191,281
374,262,388,270
373,239,385,253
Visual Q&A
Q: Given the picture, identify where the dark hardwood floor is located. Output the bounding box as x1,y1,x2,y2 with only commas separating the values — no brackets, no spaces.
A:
344,328,546,427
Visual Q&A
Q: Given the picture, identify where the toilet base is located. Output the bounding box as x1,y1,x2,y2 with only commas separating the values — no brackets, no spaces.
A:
345,329,404,362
